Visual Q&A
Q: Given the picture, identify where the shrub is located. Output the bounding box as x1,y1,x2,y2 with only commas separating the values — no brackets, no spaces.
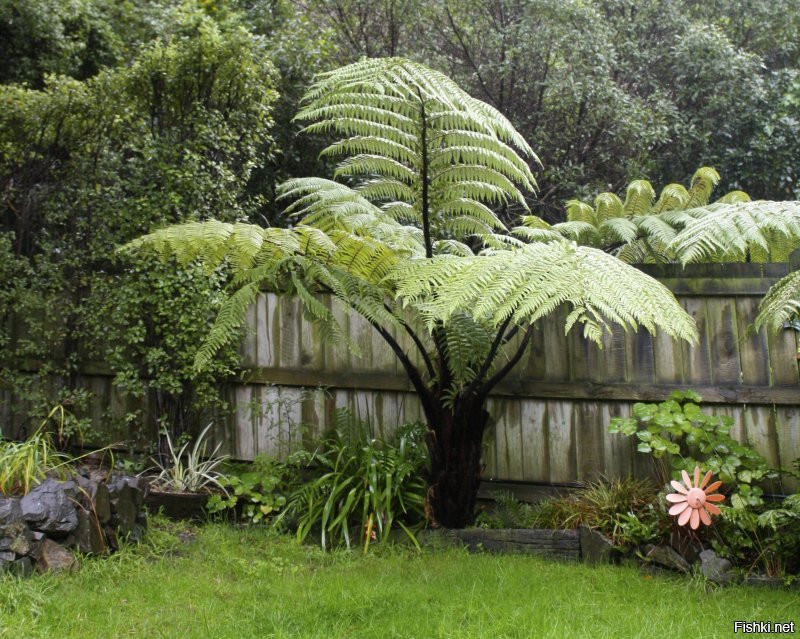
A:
608,390,776,507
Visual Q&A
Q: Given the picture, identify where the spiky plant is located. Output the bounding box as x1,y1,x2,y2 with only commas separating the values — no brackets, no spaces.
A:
123,58,697,528
515,167,751,263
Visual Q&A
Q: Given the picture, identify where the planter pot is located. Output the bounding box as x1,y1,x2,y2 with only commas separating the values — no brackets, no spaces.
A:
145,490,212,521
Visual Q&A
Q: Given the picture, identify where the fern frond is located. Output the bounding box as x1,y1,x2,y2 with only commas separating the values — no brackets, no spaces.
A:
566,200,596,225
392,242,697,343
686,167,721,208
672,201,800,264
755,270,800,332
623,180,656,217
594,193,624,222
652,184,690,213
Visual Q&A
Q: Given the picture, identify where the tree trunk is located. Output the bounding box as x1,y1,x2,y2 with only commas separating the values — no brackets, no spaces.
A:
425,396,490,528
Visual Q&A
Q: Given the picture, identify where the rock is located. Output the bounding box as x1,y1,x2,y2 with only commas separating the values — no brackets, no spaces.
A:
10,556,33,577
35,539,76,573
646,545,691,573
699,549,735,584
20,479,79,534
579,525,616,565
670,530,702,564
128,523,146,544
0,551,14,562
109,482,136,536
0,497,22,525
118,476,148,507
74,511,106,555
0,519,32,556
92,483,112,524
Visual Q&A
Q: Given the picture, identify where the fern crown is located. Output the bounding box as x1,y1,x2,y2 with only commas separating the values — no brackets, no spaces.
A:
123,57,697,384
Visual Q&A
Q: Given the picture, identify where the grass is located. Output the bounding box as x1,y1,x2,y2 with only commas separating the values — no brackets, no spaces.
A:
1,518,797,639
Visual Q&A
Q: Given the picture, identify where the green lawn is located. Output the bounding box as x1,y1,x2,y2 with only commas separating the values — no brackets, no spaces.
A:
1,519,797,639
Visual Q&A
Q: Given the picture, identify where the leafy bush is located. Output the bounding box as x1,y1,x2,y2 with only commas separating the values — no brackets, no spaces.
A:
609,390,775,507
207,451,313,524
712,461,800,578
278,412,428,551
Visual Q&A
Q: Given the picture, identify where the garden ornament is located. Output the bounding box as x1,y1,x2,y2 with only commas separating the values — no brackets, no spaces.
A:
665,466,725,529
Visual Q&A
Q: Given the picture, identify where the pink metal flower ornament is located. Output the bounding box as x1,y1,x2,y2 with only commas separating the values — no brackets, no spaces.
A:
666,466,725,529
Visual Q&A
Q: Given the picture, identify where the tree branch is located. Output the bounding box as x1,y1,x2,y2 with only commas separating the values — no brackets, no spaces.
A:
385,302,436,380
462,314,515,399
476,324,534,402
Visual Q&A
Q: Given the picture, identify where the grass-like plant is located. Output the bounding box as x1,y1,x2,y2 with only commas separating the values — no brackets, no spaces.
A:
0,405,75,495
149,423,229,494
279,413,428,551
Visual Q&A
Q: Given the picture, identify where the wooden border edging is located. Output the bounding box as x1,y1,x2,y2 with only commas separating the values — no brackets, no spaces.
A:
421,528,580,561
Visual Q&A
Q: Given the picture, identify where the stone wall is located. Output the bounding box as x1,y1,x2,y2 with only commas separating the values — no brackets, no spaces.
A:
0,473,147,576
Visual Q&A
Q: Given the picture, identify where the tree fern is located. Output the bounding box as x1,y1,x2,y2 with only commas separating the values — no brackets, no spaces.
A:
124,58,697,529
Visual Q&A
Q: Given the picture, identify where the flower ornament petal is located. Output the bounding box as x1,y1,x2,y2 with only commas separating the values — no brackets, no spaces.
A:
665,466,725,529
670,480,688,494
706,480,722,494
669,502,689,516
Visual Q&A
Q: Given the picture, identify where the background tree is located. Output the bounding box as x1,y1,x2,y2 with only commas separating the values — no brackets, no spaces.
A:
126,58,697,527
0,15,278,442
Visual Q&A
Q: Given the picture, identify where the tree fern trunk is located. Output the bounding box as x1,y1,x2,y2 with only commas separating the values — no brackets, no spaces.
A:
425,397,488,528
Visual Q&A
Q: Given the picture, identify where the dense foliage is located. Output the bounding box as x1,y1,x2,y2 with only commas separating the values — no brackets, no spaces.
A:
1,12,278,441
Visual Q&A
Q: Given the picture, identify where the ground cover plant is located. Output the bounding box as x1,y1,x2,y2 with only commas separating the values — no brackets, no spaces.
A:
0,518,797,639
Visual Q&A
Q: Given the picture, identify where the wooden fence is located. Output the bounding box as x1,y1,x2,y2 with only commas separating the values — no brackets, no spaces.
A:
4,262,800,489
214,261,800,488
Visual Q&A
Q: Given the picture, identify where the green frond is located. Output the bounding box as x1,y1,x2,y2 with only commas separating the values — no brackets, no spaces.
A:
600,217,638,245
716,190,751,205
433,239,475,256
511,224,563,243
686,167,721,208
755,270,800,332
672,201,800,264
623,180,656,217
356,179,415,202
442,313,494,385
392,242,697,344
195,282,260,370
551,221,601,245
652,184,690,214
437,198,506,231
296,57,537,244
594,193,624,222
566,200,596,225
